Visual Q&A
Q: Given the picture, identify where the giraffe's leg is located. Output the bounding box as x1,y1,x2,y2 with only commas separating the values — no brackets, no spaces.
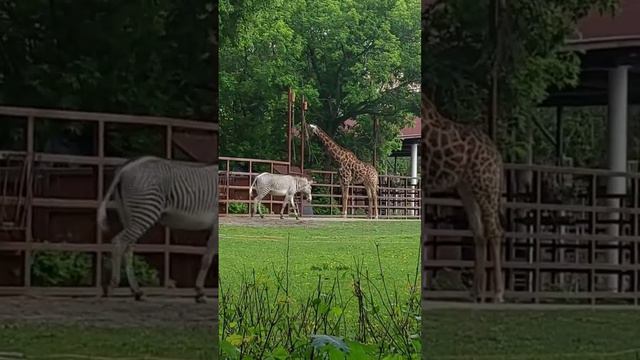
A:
374,187,379,220
365,186,373,219
457,185,486,303
341,184,349,218
195,225,217,303
481,203,505,304
123,244,144,301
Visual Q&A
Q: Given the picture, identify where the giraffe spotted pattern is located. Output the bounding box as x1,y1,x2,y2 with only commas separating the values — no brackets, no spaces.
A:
422,93,505,303
307,124,379,219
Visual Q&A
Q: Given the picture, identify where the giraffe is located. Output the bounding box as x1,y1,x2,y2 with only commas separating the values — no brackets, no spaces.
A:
421,93,505,303
307,123,379,219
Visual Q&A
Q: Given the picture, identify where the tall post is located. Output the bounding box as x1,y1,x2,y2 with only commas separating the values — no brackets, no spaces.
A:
410,142,419,216
487,0,500,141
605,65,629,292
300,97,307,216
373,117,379,166
555,106,564,166
287,88,293,171
301,96,307,173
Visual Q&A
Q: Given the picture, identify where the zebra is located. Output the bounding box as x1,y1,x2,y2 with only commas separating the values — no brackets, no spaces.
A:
97,156,218,303
249,172,313,220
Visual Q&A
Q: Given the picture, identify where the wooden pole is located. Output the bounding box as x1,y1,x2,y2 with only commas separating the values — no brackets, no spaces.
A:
488,0,500,141
301,96,306,173
287,88,293,171
373,117,379,165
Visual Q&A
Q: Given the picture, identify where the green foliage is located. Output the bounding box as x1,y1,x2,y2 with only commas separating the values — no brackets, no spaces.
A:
103,254,160,287
0,1,215,156
423,0,620,164
31,251,93,286
228,202,269,215
31,251,160,287
220,0,420,168
218,242,421,358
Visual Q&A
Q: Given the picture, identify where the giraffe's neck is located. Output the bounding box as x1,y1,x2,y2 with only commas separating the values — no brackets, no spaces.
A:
422,94,448,129
314,127,350,164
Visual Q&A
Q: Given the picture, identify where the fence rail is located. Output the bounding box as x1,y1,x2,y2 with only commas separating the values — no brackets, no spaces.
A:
218,156,421,219
423,163,640,305
0,106,218,297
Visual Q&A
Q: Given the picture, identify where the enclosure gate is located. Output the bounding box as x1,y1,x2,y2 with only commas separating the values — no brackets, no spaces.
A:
0,106,218,298
423,164,640,305
218,156,421,219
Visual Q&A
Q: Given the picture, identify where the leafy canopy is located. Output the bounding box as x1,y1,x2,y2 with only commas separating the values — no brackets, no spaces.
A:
220,0,420,169
422,0,619,164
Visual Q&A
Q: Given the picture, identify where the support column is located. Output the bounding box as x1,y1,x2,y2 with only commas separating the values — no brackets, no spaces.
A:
605,65,629,292
411,143,419,216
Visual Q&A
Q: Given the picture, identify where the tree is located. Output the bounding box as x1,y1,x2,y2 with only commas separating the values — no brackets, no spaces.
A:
219,0,420,169
422,0,619,164
0,0,215,155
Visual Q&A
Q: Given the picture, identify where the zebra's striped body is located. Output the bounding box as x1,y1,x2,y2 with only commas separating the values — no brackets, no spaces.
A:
249,172,313,220
97,156,218,303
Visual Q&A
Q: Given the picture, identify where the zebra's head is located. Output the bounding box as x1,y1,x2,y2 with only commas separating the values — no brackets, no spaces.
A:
297,176,314,201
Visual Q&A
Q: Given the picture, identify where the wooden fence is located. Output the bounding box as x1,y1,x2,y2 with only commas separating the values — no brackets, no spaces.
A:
0,106,218,298
218,156,421,219
423,164,640,305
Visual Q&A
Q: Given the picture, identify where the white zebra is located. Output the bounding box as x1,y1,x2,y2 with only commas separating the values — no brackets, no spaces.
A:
249,172,313,220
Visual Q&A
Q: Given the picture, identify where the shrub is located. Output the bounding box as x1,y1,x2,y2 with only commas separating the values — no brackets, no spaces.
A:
31,250,160,287
228,202,269,215
31,251,93,286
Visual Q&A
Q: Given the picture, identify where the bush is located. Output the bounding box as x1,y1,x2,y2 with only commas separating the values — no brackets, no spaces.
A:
228,202,269,215
102,254,161,287
31,250,160,287
31,251,93,287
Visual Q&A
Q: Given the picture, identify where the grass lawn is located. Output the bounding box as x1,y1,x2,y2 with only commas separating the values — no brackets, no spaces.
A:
0,324,215,359
219,220,421,331
424,309,640,360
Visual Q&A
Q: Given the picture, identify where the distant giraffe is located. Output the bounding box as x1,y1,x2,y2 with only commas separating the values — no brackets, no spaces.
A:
422,93,505,303
307,123,379,219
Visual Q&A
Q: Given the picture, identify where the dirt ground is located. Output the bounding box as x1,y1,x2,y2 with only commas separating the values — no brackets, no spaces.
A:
0,296,217,329
219,215,412,227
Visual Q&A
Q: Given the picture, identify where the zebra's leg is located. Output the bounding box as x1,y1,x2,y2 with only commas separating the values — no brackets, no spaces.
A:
105,205,161,300
254,190,268,218
195,225,217,303
289,195,299,220
280,194,290,219
124,244,144,301
104,233,127,298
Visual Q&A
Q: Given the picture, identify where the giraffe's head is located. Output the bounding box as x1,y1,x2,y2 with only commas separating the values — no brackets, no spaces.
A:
307,123,319,135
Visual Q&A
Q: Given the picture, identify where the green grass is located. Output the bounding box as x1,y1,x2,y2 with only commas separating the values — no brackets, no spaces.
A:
219,220,421,333
0,324,215,359
220,221,421,291
424,309,640,360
